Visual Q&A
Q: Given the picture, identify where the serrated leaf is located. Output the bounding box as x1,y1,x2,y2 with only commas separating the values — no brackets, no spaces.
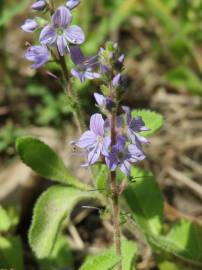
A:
148,220,202,267
29,185,98,259
123,167,164,235
16,136,87,190
80,240,137,270
0,236,24,270
132,110,163,137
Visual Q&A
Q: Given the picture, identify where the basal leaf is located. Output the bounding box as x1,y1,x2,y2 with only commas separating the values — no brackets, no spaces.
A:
123,167,164,235
29,185,98,259
148,220,202,267
132,110,164,137
0,236,24,270
39,233,73,270
16,136,87,190
80,239,137,270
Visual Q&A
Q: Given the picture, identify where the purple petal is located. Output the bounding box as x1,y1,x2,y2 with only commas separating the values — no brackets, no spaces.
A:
112,73,121,87
71,68,84,82
39,25,57,44
118,54,125,63
105,153,118,171
25,45,50,68
52,6,72,27
130,116,149,132
85,70,100,80
32,0,46,10
113,135,126,152
101,136,111,156
57,35,68,56
122,106,132,124
21,19,38,32
66,0,80,10
90,113,104,136
88,143,101,165
76,131,96,149
128,144,146,162
70,45,85,65
116,116,124,129
94,93,106,107
120,160,131,176
65,25,85,44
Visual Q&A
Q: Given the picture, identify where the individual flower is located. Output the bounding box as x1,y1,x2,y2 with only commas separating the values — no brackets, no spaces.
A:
112,73,122,87
122,106,149,145
32,0,46,11
106,135,145,176
70,46,100,82
39,6,85,56
66,0,80,10
21,19,38,32
94,93,114,110
25,45,50,68
75,114,110,165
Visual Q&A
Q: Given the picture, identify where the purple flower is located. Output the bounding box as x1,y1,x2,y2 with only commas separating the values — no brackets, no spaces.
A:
94,93,114,110
25,45,50,68
76,114,110,165
70,46,100,82
112,73,122,87
122,106,149,145
32,0,46,11
106,135,145,176
39,6,85,56
66,0,80,10
21,19,38,32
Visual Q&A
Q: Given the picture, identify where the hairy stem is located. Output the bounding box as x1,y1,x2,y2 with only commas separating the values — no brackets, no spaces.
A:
58,52,85,133
110,112,122,270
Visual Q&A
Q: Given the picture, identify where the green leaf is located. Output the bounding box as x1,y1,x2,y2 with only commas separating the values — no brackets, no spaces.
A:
0,236,24,270
80,240,137,270
39,233,73,270
148,220,202,267
16,136,87,190
0,206,19,232
29,185,98,259
95,165,109,195
0,206,11,232
132,110,164,137
166,67,202,96
123,167,164,235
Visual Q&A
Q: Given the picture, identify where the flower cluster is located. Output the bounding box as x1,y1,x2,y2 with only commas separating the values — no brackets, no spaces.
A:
75,43,150,176
21,0,84,68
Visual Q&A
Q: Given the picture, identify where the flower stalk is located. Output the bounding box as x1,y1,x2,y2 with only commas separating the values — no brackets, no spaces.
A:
110,111,122,270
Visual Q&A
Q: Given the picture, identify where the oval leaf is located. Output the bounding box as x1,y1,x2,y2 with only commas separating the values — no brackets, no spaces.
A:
123,167,164,235
16,136,87,189
80,240,137,270
29,185,97,258
149,220,202,267
132,110,163,137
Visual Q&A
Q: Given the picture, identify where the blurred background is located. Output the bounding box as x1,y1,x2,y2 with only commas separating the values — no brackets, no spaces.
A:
0,0,202,269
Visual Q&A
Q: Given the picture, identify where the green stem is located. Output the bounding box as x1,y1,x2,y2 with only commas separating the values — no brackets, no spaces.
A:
58,52,85,133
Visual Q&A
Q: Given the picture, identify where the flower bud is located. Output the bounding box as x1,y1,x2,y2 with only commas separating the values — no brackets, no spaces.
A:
21,19,38,32
31,0,46,11
66,0,80,10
